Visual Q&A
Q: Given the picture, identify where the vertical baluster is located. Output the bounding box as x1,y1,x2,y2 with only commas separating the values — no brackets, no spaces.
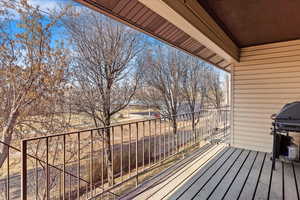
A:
172,117,175,154
199,112,201,142
7,147,9,200
164,117,166,159
194,113,197,144
201,111,203,141
35,155,38,200
184,115,186,149
170,117,172,155
189,114,192,147
90,130,93,198
59,171,62,200
192,114,195,145
184,114,186,148
181,115,184,149
173,117,175,154
178,115,182,151
112,127,114,186
188,114,190,146
186,114,189,147
193,113,196,144
129,124,131,178
101,129,104,189
226,110,228,141
175,115,179,153
46,138,49,200
177,115,179,152
121,125,123,182
186,114,189,148
77,133,80,200
154,120,157,163
198,112,200,142
22,140,28,200
205,111,207,140
223,110,225,139
85,183,88,200
205,110,207,140
196,112,198,142
63,135,66,200
142,122,145,171
159,119,162,162
148,120,151,166
168,117,172,155
197,112,200,143
185,114,191,147
135,123,139,186
69,175,71,200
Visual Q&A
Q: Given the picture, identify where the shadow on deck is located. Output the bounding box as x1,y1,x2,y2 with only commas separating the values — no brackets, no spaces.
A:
120,143,300,200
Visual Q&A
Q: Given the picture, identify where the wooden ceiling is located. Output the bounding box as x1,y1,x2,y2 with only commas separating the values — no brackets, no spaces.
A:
197,0,300,47
75,0,232,72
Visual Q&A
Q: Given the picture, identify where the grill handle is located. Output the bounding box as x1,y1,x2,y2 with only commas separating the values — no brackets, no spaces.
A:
271,113,277,120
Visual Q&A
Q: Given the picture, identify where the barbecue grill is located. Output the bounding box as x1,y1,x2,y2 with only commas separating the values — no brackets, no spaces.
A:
271,101,300,169
272,101,300,132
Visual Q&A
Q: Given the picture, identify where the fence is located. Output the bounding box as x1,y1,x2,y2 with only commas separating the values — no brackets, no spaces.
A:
0,107,230,200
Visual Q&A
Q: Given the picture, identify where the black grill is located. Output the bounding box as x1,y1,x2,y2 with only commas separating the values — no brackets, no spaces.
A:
271,102,300,170
272,101,300,132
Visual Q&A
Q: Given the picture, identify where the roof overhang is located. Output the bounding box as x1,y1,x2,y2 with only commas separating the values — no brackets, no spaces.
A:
75,0,239,72
197,0,300,47
139,0,239,62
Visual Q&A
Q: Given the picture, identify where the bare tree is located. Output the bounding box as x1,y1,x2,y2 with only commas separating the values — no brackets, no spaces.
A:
182,58,209,140
206,70,224,109
138,47,186,151
64,8,144,185
0,0,70,168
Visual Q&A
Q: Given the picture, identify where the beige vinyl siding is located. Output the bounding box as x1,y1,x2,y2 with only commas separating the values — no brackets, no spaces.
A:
232,39,300,152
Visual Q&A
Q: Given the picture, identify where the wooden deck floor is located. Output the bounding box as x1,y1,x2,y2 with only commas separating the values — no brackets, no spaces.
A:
121,144,300,200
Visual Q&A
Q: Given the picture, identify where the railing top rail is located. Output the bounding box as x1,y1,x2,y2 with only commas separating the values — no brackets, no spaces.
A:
23,107,230,142
0,140,21,152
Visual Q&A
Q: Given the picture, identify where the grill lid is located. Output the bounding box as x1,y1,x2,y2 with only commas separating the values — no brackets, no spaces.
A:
275,101,300,121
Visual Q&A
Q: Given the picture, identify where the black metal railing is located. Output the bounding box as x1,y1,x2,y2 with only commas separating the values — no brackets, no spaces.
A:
0,107,230,200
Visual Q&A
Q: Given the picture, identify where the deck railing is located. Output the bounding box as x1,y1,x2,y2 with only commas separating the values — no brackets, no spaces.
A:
0,107,230,200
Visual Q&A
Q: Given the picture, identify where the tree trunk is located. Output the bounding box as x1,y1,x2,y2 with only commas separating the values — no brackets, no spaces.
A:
0,110,18,168
191,113,196,143
103,118,114,186
171,116,178,152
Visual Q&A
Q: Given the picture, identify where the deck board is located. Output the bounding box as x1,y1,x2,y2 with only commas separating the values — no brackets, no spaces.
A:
253,154,272,200
134,144,224,200
208,150,250,200
293,162,300,199
233,152,266,200
222,151,257,200
153,145,225,200
171,148,236,199
122,146,300,200
192,149,244,199
179,149,242,200
268,160,283,200
284,162,298,200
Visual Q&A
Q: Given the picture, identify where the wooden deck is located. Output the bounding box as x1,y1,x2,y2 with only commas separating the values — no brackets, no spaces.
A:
121,144,300,200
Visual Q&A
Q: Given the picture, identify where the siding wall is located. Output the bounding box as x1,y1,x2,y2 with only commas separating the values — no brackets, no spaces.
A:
232,40,300,152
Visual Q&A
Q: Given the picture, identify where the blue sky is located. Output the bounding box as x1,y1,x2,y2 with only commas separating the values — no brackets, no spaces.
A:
28,0,75,10
11,0,226,77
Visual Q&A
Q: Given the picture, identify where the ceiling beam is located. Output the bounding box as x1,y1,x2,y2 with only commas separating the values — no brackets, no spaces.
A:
138,0,240,62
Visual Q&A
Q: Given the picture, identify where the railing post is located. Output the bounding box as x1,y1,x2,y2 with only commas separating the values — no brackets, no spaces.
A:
136,123,139,187
224,110,226,140
21,140,27,200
